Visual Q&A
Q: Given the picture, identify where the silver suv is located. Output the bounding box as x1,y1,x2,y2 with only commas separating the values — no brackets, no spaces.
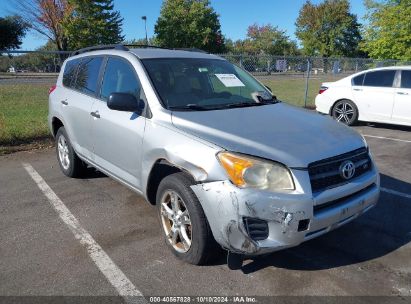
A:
49,45,380,268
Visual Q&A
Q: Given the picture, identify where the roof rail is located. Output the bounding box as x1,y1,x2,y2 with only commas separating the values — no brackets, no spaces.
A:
71,44,129,56
70,44,208,56
125,45,207,53
174,48,207,53
123,44,169,49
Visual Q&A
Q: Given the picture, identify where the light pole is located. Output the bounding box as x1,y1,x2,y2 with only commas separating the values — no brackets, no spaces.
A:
141,16,148,45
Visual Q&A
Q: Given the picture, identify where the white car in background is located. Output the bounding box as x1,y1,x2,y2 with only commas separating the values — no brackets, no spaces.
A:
315,67,411,126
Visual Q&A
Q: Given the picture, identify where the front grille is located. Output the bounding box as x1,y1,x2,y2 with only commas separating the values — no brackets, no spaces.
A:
308,147,371,193
314,183,376,214
243,217,269,241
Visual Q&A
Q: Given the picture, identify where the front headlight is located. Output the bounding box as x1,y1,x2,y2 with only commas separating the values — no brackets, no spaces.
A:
217,152,295,191
361,134,368,148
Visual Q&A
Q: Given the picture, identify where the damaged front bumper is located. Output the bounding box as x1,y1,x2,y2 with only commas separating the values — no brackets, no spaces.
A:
191,168,380,255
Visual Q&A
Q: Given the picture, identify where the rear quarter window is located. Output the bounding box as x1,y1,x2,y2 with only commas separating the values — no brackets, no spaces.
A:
62,59,80,87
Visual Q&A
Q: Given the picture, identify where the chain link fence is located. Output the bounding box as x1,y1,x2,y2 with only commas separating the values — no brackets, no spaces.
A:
218,54,411,107
1,50,410,106
0,50,71,85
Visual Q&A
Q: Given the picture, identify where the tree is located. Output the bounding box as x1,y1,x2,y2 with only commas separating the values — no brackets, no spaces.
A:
124,38,160,47
154,0,225,53
0,15,27,50
362,0,411,61
239,24,299,55
65,0,124,49
295,0,363,57
12,0,73,52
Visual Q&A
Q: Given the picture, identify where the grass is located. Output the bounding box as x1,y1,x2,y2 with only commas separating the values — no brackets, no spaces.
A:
0,83,51,146
260,76,341,107
0,76,341,152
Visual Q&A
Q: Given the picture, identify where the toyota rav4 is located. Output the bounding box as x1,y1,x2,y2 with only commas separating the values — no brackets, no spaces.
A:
48,45,380,268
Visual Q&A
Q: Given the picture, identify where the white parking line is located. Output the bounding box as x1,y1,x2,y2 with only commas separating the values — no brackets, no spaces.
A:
23,163,144,303
363,134,411,144
381,187,411,199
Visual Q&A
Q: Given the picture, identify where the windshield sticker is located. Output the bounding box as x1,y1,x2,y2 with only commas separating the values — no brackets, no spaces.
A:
198,67,208,72
215,74,245,87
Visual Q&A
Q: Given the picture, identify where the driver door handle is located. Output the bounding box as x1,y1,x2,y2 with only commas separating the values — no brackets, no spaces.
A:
90,111,100,118
397,92,409,95
353,88,363,91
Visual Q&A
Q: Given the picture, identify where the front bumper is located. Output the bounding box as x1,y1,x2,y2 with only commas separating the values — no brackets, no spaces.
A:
191,167,380,255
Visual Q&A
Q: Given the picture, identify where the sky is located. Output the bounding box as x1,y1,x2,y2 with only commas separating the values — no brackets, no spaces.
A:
0,0,367,50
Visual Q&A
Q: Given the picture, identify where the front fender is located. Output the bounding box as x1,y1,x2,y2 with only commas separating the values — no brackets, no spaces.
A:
140,120,227,200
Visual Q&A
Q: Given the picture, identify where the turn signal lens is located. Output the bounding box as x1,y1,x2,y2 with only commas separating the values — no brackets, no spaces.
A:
49,85,57,94
217,152,295,191
318,86,328,94
217,152,253,186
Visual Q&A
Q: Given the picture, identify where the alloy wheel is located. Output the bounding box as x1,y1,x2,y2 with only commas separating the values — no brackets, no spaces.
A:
160,190,192,253
57,135,70,170
333,101,355,125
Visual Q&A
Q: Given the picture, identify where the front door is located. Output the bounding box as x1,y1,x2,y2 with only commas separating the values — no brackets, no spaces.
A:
91,56,146,189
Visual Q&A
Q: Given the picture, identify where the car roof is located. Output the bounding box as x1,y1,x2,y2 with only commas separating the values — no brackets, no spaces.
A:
129,48,224,60
346,66,411,79
363,66,411,72
68,45,225,61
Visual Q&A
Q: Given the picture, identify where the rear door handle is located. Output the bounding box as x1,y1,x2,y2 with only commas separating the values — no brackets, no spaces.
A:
90,111,100,118
61,99,68,105
353,88,363,91
397,92,409,95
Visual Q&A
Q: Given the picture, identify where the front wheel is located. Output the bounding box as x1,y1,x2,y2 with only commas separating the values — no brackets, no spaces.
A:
156,172,219,265
331,99,358,126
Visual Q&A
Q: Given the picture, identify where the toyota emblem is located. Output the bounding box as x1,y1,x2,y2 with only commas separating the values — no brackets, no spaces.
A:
340,160,356,180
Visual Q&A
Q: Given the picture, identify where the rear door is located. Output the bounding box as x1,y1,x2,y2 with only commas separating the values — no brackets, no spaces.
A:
392,70,411,124
60,56,104,160
90,56,147,189
352,70,396,122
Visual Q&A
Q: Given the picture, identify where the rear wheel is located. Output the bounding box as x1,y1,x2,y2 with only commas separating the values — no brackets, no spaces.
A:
331,99,358,126
56,127,85,178
156,172,219,265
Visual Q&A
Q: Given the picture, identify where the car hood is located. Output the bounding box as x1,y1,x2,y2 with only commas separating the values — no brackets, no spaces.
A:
171,103,365,168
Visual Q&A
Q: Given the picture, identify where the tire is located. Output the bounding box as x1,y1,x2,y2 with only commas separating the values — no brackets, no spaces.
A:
331,99,358,126
55,127,85,178
156,172,219,265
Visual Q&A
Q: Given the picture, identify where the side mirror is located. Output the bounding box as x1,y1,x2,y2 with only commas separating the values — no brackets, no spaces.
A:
107,92,144,114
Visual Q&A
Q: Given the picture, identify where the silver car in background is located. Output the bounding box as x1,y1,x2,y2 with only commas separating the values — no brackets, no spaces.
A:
48,45,380,268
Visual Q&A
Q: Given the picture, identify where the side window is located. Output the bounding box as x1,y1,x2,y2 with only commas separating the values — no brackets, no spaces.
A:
62,59,80,88
73,57,103,95
100,57,141,101
401,70,411,89
352,73,365,86
363,70,396,88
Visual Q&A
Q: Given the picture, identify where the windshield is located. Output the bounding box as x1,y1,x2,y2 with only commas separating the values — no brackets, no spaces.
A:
142,58,274,110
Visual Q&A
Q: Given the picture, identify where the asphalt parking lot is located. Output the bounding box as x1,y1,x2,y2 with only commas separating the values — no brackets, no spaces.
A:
1,123,411,301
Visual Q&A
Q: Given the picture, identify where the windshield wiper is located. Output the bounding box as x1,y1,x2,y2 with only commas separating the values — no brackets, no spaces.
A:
221,100,277,109
169,104,213,111
169,100,279,111
223,102,260,108
260,99,280,104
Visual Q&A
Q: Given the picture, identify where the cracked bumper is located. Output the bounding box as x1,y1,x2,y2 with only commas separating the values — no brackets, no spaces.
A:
191,169,380,255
